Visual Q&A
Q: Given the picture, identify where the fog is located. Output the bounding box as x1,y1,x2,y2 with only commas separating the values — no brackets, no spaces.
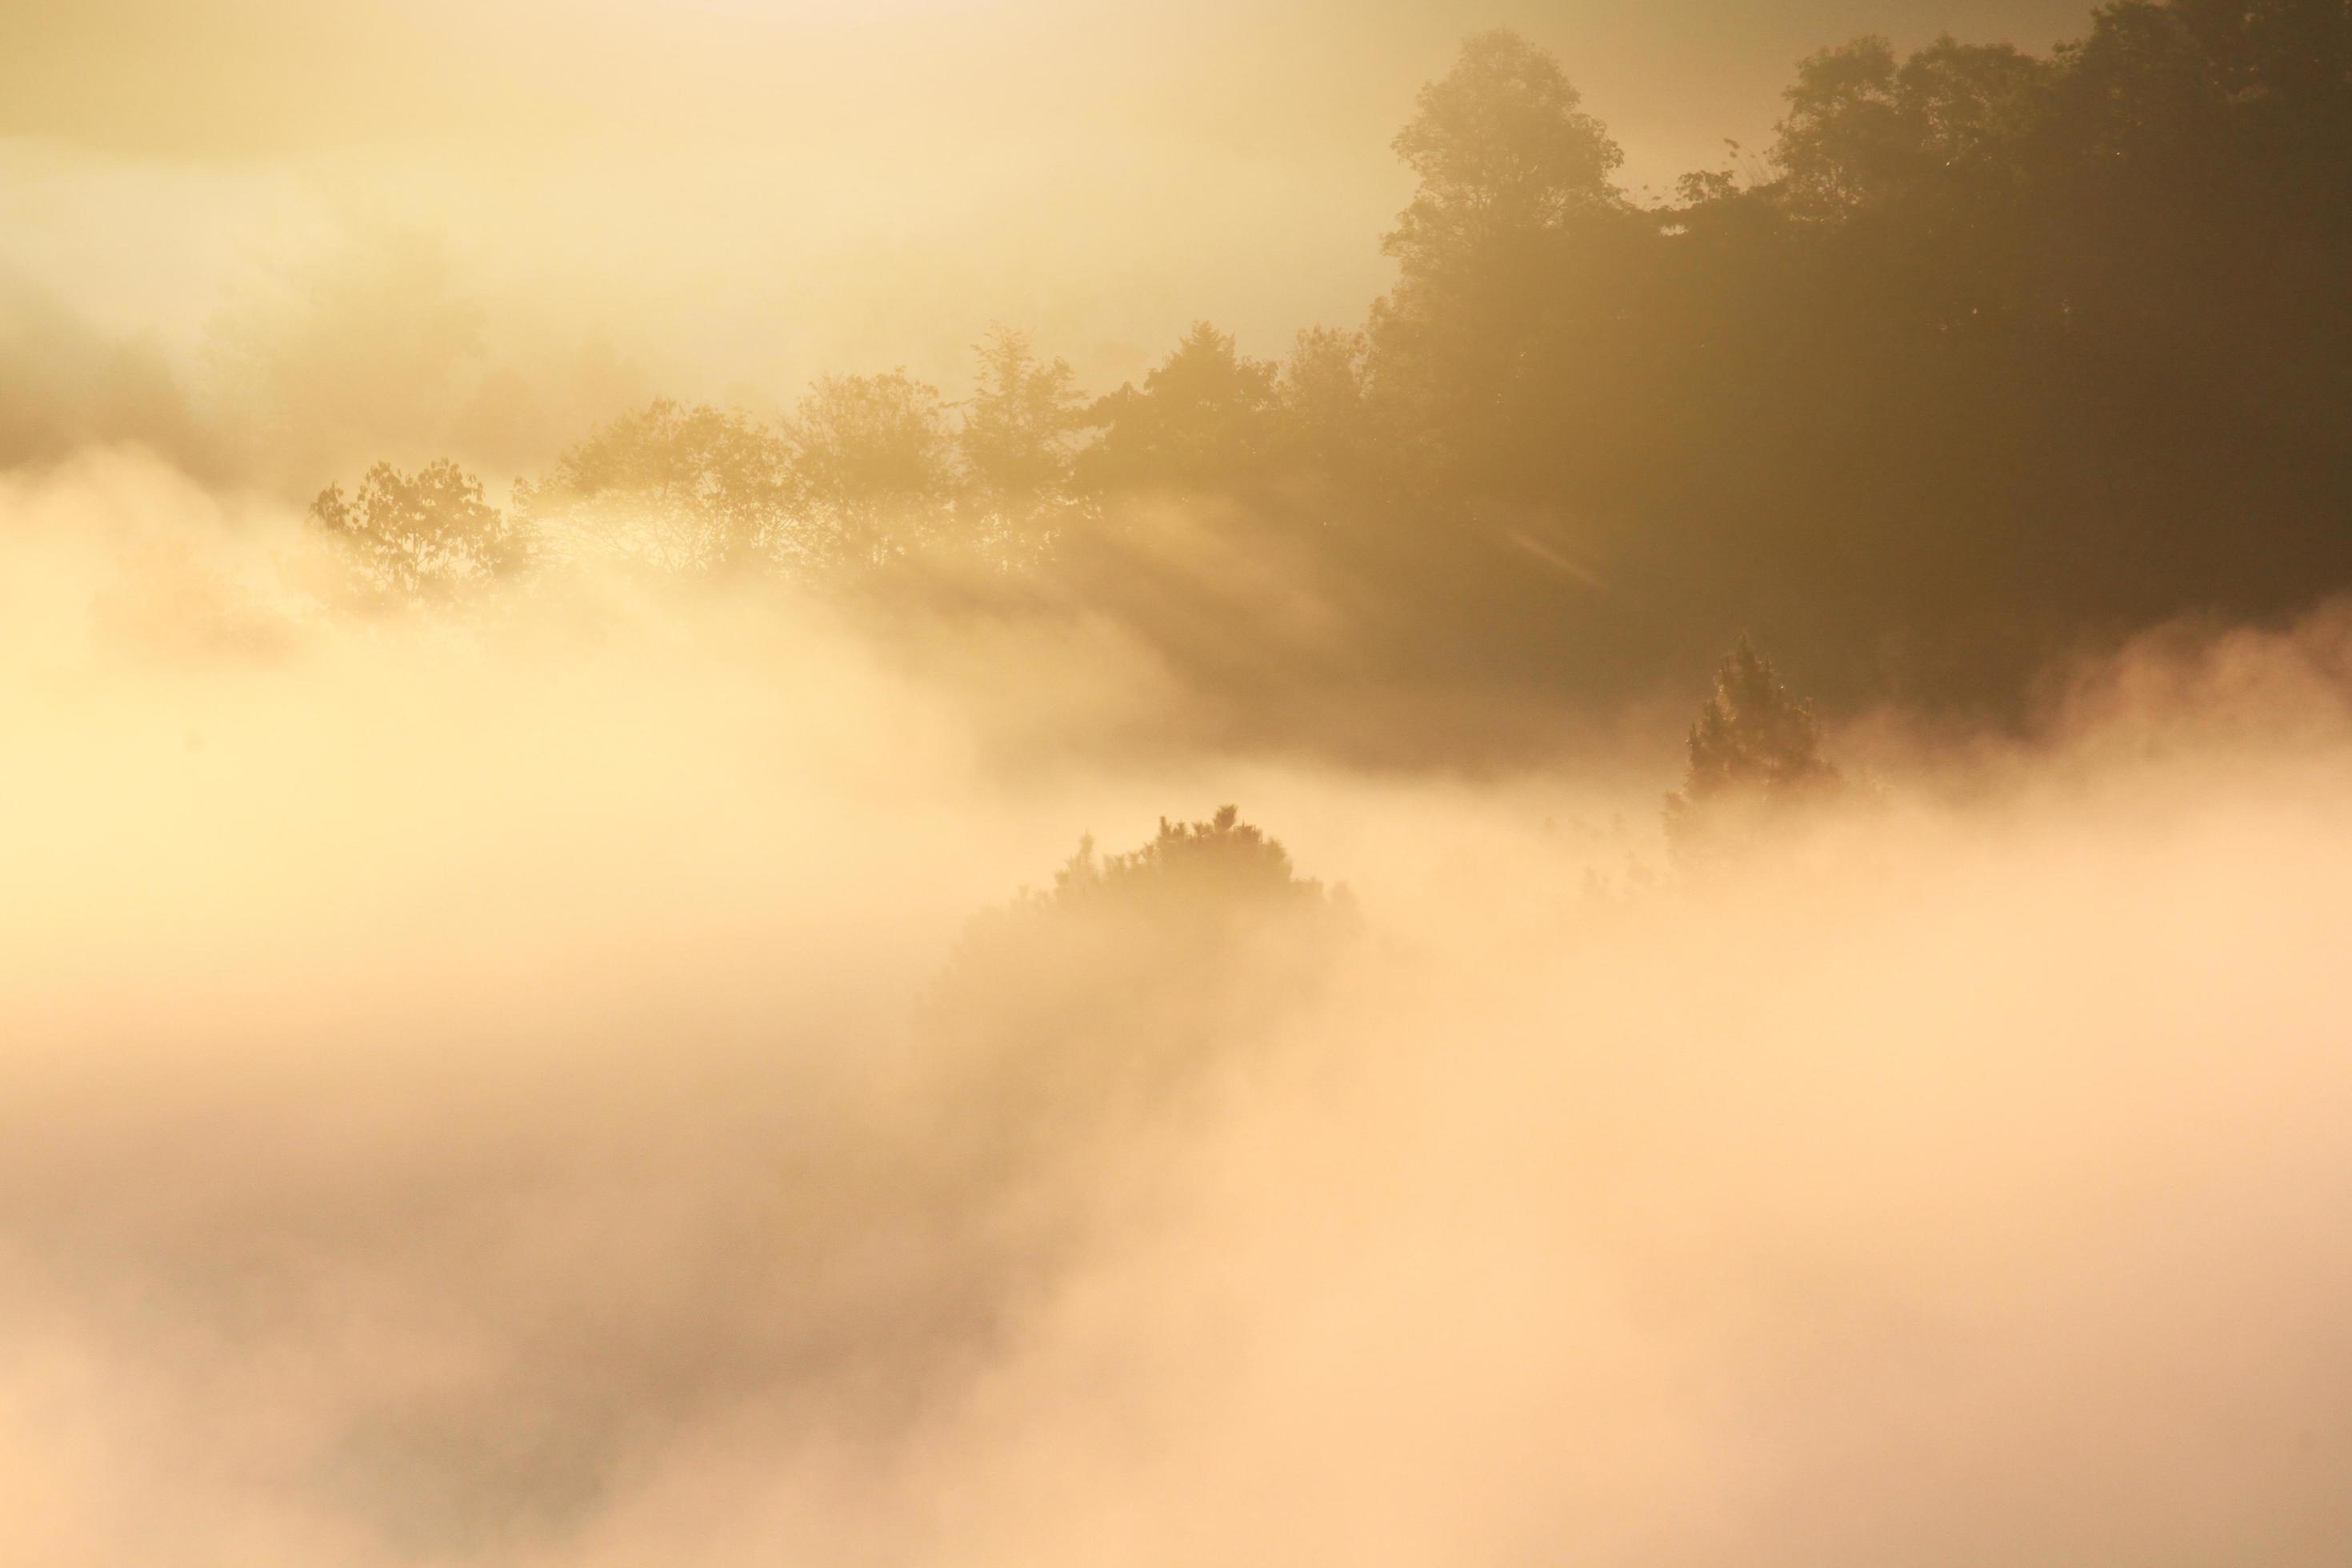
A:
4,447,2350,1565
7,0,2349,1555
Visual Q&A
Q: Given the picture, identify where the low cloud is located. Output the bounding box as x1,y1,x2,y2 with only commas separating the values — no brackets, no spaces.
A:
2,450,2349,1565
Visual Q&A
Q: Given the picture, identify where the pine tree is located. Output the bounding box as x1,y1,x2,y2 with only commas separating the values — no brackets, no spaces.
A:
1664,638,1838,855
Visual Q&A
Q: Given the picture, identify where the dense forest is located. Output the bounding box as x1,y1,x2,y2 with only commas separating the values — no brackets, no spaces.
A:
307,0,2352,724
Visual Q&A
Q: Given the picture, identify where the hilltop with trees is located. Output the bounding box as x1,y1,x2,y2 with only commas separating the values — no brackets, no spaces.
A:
926,808,1350,1160
310,1,2352,737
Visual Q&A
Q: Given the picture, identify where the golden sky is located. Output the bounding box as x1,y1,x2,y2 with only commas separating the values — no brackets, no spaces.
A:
1,1,2098,406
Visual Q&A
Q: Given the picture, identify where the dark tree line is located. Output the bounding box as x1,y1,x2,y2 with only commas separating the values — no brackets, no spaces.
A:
317,0,2352,721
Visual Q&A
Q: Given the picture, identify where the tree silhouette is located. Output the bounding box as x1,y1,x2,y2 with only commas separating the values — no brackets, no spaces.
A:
1774,35,2049,220
1038,804,1326,911
1277,326,1374,482
310,458,529,600
926,807,1345,1160
786,370,955,568
958,326,1088,564
1384,28,1625,269
1074,322,1282,496
960,327,1086,506
1664,639,1840,856
518,399,794,575
1368,29,1635,499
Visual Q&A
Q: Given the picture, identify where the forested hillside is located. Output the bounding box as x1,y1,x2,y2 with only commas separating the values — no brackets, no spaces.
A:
304,1,2351,725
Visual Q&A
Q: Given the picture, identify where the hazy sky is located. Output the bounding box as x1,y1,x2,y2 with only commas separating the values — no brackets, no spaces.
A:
1,0,2099,409
0,0,2098,166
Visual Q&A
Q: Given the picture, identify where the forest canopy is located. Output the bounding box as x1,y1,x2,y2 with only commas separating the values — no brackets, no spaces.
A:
238,0,2340,732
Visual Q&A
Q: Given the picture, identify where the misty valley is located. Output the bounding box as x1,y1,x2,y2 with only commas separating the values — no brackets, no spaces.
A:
3,2,2351,1564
